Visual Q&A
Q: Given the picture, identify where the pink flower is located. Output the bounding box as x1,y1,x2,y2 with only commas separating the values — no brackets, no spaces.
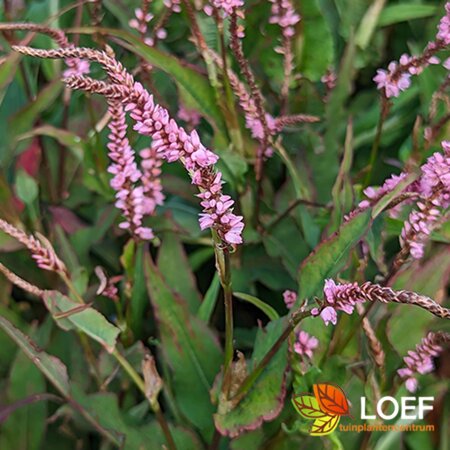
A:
62,58,90,78
178,105,202,127
269,0,301,38
210,0,244,16
164,0,181,13
283,290,297,309
373,63,411,98
319,306,337,326
294,331,319,359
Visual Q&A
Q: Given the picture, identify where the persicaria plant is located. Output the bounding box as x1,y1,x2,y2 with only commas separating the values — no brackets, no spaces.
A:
0,1,449,449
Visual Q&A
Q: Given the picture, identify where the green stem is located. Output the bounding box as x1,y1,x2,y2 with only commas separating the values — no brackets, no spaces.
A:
112,348,145,392
112,349,177,450
212,232,234,395
364,96,391,186
233,309,311,400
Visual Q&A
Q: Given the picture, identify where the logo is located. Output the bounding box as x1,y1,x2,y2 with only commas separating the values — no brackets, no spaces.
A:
292,383,350,436
293,384,435,435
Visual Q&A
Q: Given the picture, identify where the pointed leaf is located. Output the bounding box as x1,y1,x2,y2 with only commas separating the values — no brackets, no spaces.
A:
292,394,328,419
43,291,119,352
310,414,340,436
144,253,222,438
313,383,350,416
0,316,70,396
298,210,372,299
158,231,201,313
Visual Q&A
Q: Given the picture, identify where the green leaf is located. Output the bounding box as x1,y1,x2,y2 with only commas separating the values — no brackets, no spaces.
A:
0,316,70,396
17,125,83,156
320,37,356,202
234,292,279,321
0,54,21,91
214,318,288,437
158,232,201,313
298,0,334,81
129,243,149,338
9,80,63,146
197,273,221,323
43,291,120,352
144,253,222,439
388,249,450,355
355,0,386,49
298,210,372,300
378,4,438,27
0,344,47,450
15,169,39,205
67,390,204,450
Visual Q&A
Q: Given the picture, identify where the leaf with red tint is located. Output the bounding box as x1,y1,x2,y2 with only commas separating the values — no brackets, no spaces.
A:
313,383,350,416
16,138,41,177
48,206,86,234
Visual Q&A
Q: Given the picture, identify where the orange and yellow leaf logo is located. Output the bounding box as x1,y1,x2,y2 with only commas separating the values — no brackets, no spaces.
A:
292,383,350,436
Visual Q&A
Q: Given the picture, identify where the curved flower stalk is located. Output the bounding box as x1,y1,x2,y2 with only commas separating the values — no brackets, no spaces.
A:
229,10,270,174
356,303,385,372
313,279,450,326
0,218,67,274
357,141,449,263
398,331,450,392
0,23,89,77
374,2,450,98
398,141,450,261
210,51,320,149
107,100,155,240
12,45,244,246
269,0,301,105
0,262,45,297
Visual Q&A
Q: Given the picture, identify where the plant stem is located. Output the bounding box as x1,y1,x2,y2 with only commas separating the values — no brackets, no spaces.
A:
212,232,234,395
112,349,177,450
111,348,146,392
233,309,311,400
364,96,390,186
223,277,234,375
153,401,178,450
